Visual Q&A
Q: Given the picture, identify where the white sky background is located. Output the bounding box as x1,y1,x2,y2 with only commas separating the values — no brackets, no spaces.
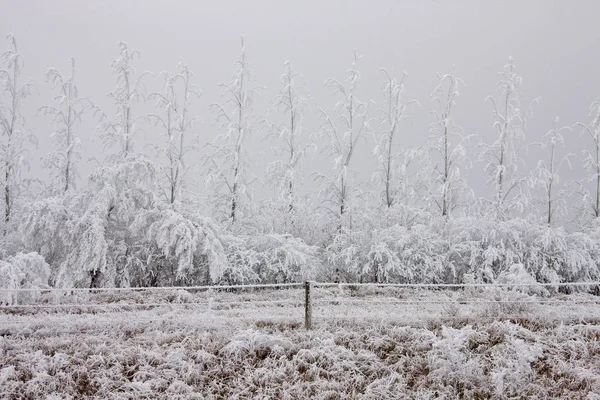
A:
1,0,599,211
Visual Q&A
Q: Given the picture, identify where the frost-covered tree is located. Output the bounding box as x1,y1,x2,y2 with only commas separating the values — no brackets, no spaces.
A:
327,224,446,283
20,195,72,275
263,61,312,213
0,33,35,232
575,101,600,219
21,156,160,288
480,57,534,218
450,216,600,284
533,117,572,226
21,155,232,288
131,208,228,286
94,42,146,158
425,68,471,217
221,233,319,285
315,52,372,228
39,58,85,194
372,68,417,209
148,62,201,209
57,156,159,287
0,252,49,304
205,39,261,225
258,62,317,239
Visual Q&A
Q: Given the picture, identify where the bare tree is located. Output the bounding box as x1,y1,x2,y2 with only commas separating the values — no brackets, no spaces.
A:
148,61,202,209
205,38,261,224
0,33,35,231
373,68,417,209
39,58,86,194
93,42,146,158
315,51,372,228
425,68,471,217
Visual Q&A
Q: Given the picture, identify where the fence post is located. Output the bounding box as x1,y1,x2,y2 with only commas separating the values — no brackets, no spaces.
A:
305,281,313,330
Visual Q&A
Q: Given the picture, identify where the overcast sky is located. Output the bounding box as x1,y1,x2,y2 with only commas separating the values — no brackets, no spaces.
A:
1,0,599,204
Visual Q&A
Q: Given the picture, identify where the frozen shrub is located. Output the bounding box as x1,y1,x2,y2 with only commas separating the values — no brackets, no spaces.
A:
0,252,50,305
360,373,409,400
490,334,543,397
221,233,319,285
447,217,600,285
131,208,228,286
327,224,445,284
497,263,549,296
219,329,294,360
0,366,16,385
427,325,487,394
242,234,319,283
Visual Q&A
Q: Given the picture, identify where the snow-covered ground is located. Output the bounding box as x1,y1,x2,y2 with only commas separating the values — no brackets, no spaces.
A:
1,287,600,398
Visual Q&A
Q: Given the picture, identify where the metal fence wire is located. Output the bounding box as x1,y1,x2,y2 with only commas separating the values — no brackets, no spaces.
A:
1,281,600,330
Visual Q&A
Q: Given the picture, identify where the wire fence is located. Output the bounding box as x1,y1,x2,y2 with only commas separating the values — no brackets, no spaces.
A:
1,281,600,330
0,282,304,293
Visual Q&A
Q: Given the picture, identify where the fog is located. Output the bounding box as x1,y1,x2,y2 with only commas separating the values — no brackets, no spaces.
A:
1,0,599,204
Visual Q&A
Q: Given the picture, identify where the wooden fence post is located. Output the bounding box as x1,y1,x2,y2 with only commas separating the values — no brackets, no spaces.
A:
305,281,313,330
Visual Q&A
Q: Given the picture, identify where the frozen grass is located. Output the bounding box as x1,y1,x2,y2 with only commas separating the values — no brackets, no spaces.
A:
1,287,600,398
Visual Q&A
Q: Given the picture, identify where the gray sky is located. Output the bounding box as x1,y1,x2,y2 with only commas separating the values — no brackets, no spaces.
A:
1,0,599,207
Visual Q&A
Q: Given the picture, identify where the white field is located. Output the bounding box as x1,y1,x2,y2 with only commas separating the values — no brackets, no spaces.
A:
1,286,600,399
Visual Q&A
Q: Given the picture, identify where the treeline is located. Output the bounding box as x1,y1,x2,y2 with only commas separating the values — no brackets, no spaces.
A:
1,34,600,293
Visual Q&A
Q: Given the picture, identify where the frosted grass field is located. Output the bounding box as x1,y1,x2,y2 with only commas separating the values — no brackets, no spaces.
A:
2,287,600,398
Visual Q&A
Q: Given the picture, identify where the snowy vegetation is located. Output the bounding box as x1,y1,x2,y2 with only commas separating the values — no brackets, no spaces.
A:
1,33,600,292
1,286,600,398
